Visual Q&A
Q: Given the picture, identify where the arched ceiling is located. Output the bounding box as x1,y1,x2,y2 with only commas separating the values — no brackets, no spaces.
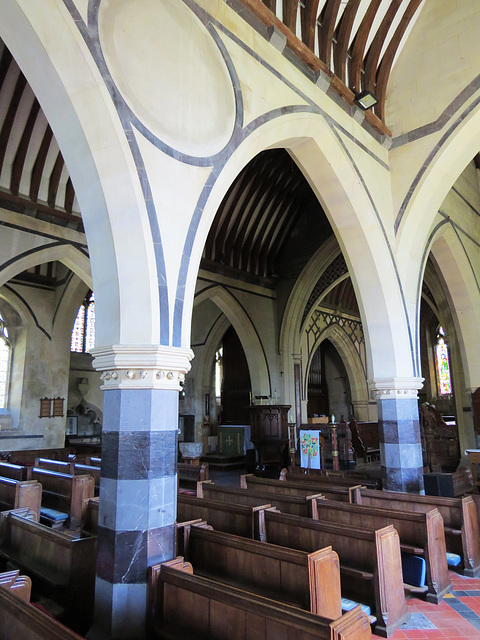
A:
203,149,324,280
0,38,82,231
248,0,427,124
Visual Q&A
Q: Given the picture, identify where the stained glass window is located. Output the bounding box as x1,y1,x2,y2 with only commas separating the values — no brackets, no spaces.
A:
0,314,11,409
435,326,452,395
71,291,95,353
85,292,95,353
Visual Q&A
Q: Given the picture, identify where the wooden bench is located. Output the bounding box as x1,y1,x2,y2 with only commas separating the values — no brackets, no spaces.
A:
241,474,356,502
183,524,342,620
261,510,408,637
0,511,96,634
73,463,100,496
35,458,75,475
6,448,74,467
351,487,480,577
86,456,101,467
178,462,209,489
0,477,42,520
177,493,270,540
31,468,94,529
0,461,31,481
288,468,381,489
198,481,321,518
0,582,86,640
83,497,99,535
0,569,31,602
313,497,451,603
149,559,371,640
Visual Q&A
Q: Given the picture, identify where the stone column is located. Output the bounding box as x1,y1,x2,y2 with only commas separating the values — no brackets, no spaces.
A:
369,377,424,493
88,345,193,640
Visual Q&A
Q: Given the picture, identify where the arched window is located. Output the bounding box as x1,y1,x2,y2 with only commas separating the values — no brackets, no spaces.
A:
0,313,11,409
435,326,452,395
71,291,95,353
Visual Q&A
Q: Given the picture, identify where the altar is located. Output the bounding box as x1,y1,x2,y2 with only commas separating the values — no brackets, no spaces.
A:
218,425,252,456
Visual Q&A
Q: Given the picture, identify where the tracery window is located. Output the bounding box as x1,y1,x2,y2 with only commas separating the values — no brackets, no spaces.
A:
435,326,452,395
71,291,95,353
0,313,11,409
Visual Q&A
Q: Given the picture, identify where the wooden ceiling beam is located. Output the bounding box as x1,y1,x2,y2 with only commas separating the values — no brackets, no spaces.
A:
363,0,402,93
348,0,382,93
333,0,362,83
10,97,40,196
317,0,342,69
0,72,26,176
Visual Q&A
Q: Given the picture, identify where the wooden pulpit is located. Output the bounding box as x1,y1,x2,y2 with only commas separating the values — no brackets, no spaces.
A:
249,404,290,476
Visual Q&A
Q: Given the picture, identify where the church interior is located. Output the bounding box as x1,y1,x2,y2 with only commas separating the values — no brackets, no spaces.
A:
1,0,480,638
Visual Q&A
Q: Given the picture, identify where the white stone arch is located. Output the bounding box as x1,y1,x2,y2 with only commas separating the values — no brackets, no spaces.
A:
397,102,480,304
427,226,480,391
182,111,415,382
0,1,160,347
194,287,270,396
303,322,368,418
0,244,92,291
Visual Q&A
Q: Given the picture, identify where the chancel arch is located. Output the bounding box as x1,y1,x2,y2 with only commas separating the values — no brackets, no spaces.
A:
194,286,270,397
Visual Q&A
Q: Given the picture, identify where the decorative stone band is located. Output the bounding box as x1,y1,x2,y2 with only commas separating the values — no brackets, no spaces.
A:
90,344,194,391
368,376,424,401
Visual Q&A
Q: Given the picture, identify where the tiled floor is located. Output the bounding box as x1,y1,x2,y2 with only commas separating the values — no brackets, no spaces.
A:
373,572,480,639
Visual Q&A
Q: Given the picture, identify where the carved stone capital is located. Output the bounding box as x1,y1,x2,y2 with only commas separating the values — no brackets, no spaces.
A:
368,377,424,401
91,345,194,391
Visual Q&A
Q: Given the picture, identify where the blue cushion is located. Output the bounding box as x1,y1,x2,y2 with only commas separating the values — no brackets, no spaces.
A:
446,552,461,567
341,598,371,617
401,554,426,587
40,507,67,522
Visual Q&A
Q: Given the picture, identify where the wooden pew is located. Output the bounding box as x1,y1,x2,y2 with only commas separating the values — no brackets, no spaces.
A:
198,481,321,518
351,487,480,577
177,493,270,540
0,477,42,520
0,582,86,640
0,461,31,481
31,468,94,529
83,497,99,535
183,524,342,620
178,462,209,489
149,560,371,640
0,511,96,634
6,448,74,466
313,498,451,603
241,473,356,502
73,463,100,496
87,456,101,467
35,458,75,475
0,569,32,602
261,510,408,637
288,468,381,489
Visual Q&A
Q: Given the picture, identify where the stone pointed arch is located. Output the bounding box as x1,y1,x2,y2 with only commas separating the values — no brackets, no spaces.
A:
194,286,270,396
396,102,480,306
0,244,92,291
0,1,160,347
303,321,368,419
428,226,480,391
183,112,415,382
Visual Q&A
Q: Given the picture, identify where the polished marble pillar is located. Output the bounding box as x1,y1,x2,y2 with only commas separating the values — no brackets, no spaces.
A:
88,346,193,640
370,378,424,493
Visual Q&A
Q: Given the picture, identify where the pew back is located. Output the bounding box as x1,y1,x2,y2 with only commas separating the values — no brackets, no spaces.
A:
314,498,450,602
149,562,371,640
185,525,342,620
177,493,269,539
352,488,480,576
263,509,408,637
198,481,321,518
240,474,354,501
35,458,75,475
0,477,41,520
0,462,30,481
31,468,94,528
